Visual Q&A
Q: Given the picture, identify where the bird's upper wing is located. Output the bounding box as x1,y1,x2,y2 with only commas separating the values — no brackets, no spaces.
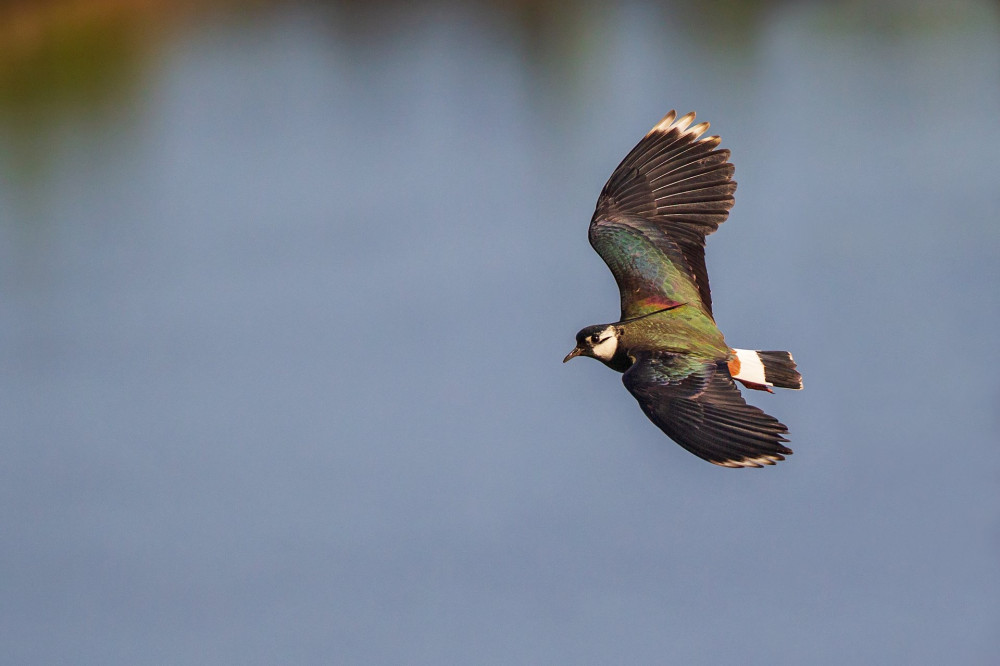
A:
622,352,792,468
589,111,736,319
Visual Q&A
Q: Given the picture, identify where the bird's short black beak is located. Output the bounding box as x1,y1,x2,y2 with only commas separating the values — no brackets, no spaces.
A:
563,346,583,363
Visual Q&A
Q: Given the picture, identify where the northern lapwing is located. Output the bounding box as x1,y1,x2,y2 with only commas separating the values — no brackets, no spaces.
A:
564,111,802,468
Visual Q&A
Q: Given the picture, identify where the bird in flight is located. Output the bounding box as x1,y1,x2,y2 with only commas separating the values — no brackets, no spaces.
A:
563,111,802,468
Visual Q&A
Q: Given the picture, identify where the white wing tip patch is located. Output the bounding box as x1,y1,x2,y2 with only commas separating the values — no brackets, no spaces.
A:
673,111,697,132
686,121,710,140
647,110,678,134
716,454,782,468
646,111,713,141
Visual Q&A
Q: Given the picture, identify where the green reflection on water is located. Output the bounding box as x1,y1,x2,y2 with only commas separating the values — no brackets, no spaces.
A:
0,3,153,189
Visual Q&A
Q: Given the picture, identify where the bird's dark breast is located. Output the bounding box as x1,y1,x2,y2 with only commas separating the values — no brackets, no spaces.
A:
606,345,634,373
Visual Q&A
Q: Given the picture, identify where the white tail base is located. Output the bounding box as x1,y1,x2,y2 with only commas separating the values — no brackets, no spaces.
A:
732,349,772,387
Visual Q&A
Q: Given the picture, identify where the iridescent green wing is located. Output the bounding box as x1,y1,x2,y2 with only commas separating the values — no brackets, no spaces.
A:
589,111,736,320
588,215,704,319
622,353,792,468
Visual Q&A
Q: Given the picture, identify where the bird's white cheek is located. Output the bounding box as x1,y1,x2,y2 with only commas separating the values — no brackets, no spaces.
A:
592,337,618,361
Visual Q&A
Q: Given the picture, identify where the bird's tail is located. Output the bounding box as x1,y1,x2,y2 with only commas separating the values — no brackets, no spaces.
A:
728,349,803,392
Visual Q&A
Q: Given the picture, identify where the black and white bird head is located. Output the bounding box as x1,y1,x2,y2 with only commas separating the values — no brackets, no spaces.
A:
563,324,620,363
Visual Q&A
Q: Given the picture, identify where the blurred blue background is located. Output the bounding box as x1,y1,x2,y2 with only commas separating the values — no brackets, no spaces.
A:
1,0,998,663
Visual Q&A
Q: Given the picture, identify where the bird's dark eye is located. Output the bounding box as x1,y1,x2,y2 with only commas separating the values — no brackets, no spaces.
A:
590,335,600,344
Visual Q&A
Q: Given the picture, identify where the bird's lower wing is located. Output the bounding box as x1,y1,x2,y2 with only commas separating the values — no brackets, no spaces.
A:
622,353,792,468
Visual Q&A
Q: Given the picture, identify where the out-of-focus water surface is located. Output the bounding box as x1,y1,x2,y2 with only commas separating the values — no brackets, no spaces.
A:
2,0,998,663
